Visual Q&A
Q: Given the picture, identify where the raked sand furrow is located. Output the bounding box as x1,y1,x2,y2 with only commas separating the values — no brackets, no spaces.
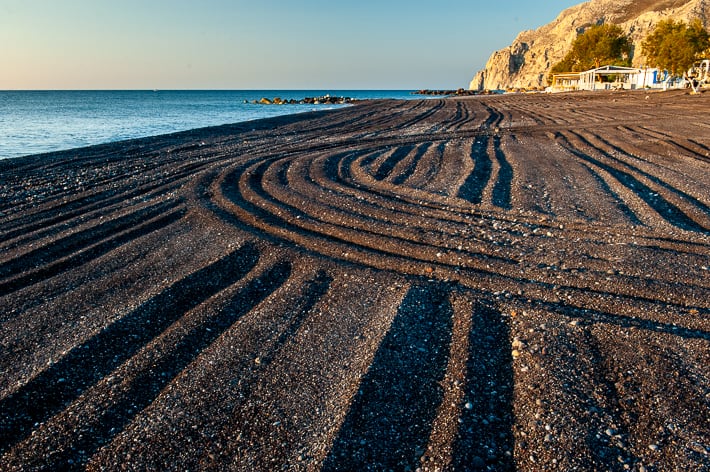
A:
0,206,187,297
557,130,709,233
0,243,260,456
579,129,710,222
2,256,290,469
1,90,709,471
0,199,183,275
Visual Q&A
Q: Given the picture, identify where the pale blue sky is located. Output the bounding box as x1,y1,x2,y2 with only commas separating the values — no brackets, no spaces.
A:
0,0,581,90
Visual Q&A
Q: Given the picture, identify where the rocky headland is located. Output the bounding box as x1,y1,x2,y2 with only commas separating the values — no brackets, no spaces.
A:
470,0,710,91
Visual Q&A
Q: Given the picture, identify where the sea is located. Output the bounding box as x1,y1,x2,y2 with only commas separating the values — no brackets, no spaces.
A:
0,90,418,160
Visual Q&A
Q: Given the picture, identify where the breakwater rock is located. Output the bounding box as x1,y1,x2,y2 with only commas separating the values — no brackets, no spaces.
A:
414,88,481,96
250,95,356,105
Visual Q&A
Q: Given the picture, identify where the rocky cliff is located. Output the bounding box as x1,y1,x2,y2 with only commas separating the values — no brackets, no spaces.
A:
470,0,710,90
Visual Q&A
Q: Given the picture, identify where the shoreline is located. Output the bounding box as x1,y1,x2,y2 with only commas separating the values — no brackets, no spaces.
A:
0,105,347,165
0,106,350,162
1,90,709,470
2,88,681,163
0,90,418,161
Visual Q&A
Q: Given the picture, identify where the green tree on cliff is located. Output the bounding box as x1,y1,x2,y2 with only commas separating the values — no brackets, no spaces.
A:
642,19,710,75
550,24,632,77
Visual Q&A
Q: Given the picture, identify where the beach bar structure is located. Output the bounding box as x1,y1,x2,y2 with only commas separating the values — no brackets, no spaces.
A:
549,65,666,92
550,72,581,92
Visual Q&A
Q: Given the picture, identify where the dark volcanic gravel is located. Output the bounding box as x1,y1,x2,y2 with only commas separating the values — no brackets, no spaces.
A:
0,90,709,471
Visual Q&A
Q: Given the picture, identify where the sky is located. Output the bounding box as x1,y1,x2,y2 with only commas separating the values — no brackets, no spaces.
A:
0,0,581,90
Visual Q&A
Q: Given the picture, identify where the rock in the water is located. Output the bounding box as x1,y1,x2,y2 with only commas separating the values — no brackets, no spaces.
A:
256,95,355,106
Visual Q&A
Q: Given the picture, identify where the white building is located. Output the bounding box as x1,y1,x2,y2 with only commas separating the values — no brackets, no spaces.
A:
549,65,669,92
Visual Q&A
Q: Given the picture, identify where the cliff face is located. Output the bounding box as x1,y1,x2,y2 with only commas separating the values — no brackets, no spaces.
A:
470,0,710,90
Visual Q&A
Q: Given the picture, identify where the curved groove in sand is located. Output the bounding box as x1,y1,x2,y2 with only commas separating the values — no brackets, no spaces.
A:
2,92,709,471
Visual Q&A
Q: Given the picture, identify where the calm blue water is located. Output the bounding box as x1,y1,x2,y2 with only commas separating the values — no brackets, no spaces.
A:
0,90,417,160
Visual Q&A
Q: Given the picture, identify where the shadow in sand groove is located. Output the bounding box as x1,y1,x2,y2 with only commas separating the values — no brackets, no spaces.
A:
373,145,415,181
0,205,186,298
40,261,293,469
491,135,513,210
0,243,259,454
451,301,514,470
391,142,432,186
458,137,491,205
0,201,181,283
323,282,453,471
555,132,707,233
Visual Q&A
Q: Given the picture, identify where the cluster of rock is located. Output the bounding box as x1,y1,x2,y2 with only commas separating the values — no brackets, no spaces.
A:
414,89,481,96
251,95,355,105
469,0,710,91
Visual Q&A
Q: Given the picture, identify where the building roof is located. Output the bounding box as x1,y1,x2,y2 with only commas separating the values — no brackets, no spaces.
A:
582,65,642,74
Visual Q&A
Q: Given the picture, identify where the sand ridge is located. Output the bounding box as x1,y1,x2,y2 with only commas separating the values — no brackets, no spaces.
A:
0,90,709,471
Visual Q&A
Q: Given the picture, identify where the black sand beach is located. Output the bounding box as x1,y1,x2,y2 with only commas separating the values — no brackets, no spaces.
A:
1,91,709,471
